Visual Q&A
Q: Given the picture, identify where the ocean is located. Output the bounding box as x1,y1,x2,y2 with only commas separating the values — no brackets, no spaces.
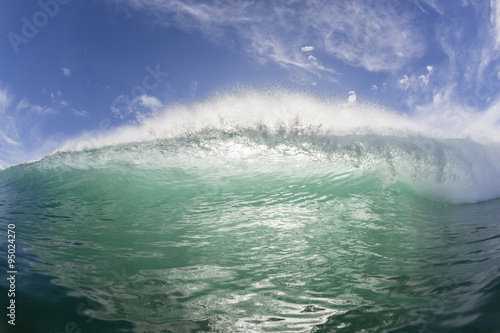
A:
1,91,500,332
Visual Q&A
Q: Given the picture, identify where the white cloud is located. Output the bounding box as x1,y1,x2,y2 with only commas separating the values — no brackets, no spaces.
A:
62,66,71,77
399,1,500,109
43,89,87,117
419,65,434,86
0,87,19,148
396,65,438,107
139,95,162,110
399,75,410,90
310,2,425,71
348,90,357,103
372,85,378,91
419,75,429,86
419,0,446,15
109,0,500,109
0,131,18,146
111,93,163,121
0,84,63,168
491,0,500,49
70,108,89,117
432,83,456,105
0,88,20,153
429,1,500,92
398,66,432,93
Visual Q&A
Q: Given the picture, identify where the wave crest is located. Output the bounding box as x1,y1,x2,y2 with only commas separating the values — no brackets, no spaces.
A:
4,89,500,204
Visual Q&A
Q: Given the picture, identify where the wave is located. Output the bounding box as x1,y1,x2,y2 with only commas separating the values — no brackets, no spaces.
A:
2,131,499,205
2,89,500,204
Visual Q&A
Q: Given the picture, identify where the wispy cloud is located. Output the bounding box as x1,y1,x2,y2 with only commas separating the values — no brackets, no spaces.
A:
0,84,63,168
348,91,357,104
110,0,426,78
62,66,71,77
430,2,499,89
111,93,163,122
0,87,19,155
491,0,500,49
70,108,89,117
110,0,500,110
189,80,198,97
42,89,88,117
367,1,500,109
311,1,425,71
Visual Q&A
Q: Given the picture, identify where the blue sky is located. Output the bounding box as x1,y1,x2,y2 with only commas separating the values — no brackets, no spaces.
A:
1,0,500,168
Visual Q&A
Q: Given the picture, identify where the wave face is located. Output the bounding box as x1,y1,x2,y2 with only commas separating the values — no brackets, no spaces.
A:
6,129,500,204
1,91,500,332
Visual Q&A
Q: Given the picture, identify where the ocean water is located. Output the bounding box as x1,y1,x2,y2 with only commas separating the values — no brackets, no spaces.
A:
1,91,500,332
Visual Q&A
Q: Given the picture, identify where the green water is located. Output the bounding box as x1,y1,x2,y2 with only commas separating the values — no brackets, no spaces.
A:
1,132,500,332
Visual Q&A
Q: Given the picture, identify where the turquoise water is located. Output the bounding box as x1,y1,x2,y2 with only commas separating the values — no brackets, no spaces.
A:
1,93,500,332
1,129,500,332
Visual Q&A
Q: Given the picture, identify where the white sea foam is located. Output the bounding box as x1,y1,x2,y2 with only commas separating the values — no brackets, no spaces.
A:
53,89,500,204
61,89,500,151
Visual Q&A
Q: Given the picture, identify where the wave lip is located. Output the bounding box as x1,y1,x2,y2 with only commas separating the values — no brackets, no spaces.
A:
60,89,500,155
61,89,426,152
